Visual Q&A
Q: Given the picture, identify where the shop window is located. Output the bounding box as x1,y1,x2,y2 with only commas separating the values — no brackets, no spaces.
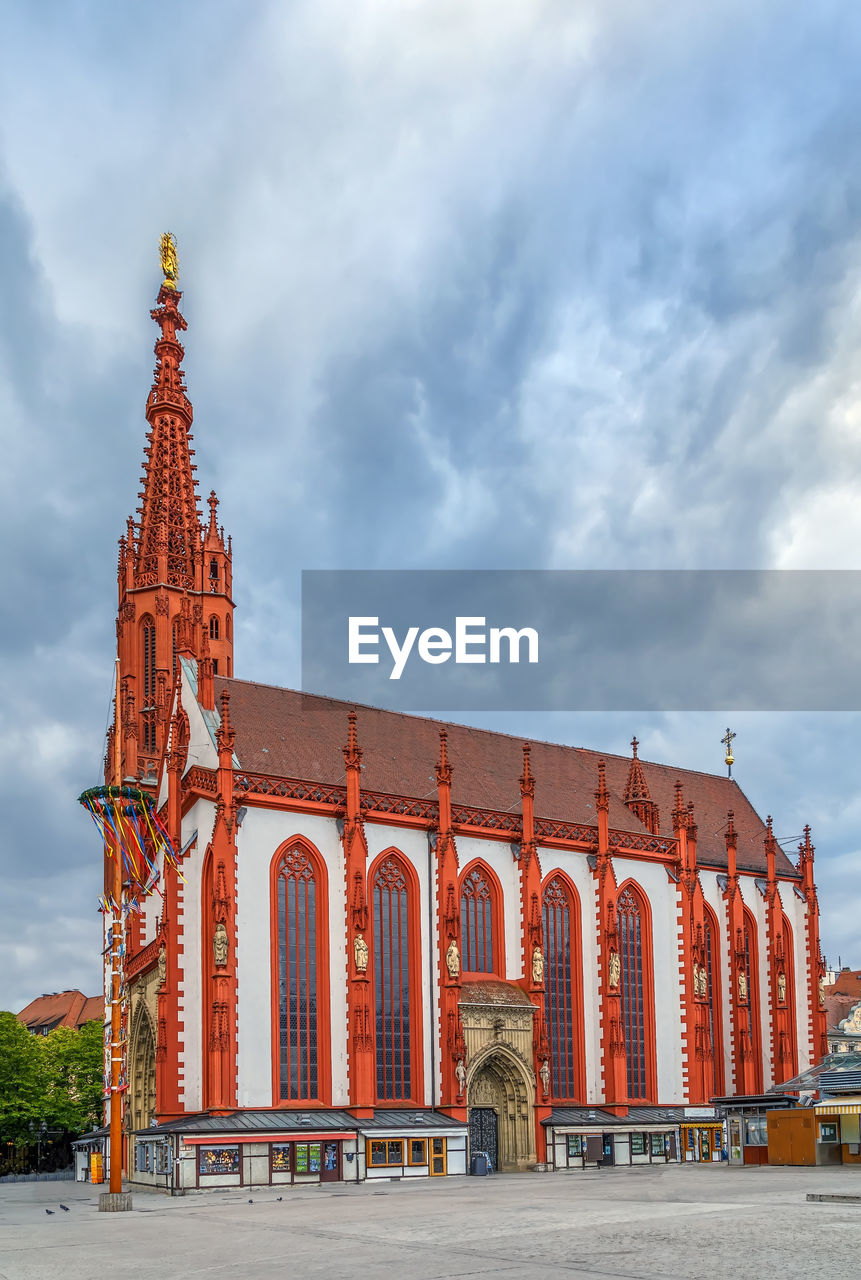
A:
430,1137,447,1175
409,1138,428,1166
199,1146,240,1175
368,1139,404,1167
295,1142,322,1175
271,1144,291,1173
567,1135,583,1159
819,1123,839,1144
155,1145,171,1174
650,1133,667,1156
631,1132,646,1156
744,1117,768,1147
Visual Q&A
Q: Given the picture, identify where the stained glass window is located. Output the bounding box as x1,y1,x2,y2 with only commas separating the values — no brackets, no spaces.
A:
618,887,647,1100
704,913,720,1095
543,877,577,1099
374,857,412,1101
461,866,495,972
277,847,318,1101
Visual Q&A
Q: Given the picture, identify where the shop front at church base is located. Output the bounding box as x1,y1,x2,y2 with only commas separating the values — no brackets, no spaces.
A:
129,1110,468,1191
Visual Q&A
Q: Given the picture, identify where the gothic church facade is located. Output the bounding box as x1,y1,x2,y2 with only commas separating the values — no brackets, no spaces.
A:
111,261,826,1189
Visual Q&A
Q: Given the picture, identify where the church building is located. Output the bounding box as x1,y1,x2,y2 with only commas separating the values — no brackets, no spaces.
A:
107,248,827,1189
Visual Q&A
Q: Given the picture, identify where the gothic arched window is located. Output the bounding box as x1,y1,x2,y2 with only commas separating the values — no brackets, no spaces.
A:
542,875,585,1101
780,915,798,1079
209,616,220,640
703,905,724,1097
140,615,156,753
275,845,322,1101
460,864,501,973
617,884,655,1101
373,854,418,1102
742,909,763,1092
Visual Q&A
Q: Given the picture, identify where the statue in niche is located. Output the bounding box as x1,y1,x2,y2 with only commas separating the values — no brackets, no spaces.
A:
455,1058,466,1096
532,946,545,985
539,1059,551,1098
738,969,748,1003
213,921,229,967
608,950,621,990
446,938,461,979
819,975,826,1008
777,971,787,1005
157,944,166,990
354,932,369,973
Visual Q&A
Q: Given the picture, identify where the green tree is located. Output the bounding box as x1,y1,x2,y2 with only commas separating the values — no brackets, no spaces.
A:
0,1011,42,1145
39,1019,104,1134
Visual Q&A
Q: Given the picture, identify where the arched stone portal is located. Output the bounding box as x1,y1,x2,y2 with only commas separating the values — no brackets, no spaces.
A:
466,1045,536,1171
128,999,156,1133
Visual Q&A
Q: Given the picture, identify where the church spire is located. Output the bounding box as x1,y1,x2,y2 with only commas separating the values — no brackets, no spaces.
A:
136,239,200,590
113,236,235,784
623,736,660,834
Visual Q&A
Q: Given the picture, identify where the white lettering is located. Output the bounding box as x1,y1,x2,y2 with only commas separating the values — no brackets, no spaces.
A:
382,625,419,680
455,616,487,664
349,617,380,664
489,626,539,664
418,628,452,664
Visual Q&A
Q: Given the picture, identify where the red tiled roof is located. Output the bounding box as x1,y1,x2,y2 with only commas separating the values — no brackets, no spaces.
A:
214,678,797,877
824,993,861,1033
827,970,861,998
17,990,102,1032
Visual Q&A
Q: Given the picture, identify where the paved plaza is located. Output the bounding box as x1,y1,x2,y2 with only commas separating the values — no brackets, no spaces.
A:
1,1164,859,1279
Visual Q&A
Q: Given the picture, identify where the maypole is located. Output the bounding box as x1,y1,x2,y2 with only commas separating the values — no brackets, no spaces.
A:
78,663,182,1211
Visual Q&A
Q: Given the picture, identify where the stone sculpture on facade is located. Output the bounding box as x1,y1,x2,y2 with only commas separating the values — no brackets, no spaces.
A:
213,921,229,967
446,938,460,979
354,932,369,973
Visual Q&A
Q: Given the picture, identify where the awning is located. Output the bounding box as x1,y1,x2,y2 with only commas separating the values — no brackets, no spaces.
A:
177,1133,357,1145
815,1103,861,1116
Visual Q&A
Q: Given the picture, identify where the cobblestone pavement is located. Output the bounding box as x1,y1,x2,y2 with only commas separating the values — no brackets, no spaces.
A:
1,1163,859,1279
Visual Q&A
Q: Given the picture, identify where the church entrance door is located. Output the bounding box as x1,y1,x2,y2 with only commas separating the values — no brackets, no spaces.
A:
466,1048,536,1171
469,1107,498,1173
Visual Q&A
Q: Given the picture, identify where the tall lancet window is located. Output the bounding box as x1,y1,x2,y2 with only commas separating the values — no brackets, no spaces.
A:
618,886,650,1100
276,846,319,1101
542,876,585,1101
373,856,413,1101
704,907,724,1097
742,910,763,1092
460,866,496,973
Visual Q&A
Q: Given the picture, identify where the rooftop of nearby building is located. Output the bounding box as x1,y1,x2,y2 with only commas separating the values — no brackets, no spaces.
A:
211,675,799,877
16,990,102,1034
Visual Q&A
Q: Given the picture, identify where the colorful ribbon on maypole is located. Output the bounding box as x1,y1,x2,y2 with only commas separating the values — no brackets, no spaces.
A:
79,784,184,912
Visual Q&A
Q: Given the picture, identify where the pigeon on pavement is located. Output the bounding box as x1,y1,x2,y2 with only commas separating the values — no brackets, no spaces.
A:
45,1209,54,1215
60,1205,69,1211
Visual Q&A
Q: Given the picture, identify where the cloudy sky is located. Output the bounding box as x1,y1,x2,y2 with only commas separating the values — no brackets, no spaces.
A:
1,0,860,1011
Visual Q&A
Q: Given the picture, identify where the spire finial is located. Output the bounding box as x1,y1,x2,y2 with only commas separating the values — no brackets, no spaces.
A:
208,489,219,532
159,232,179,290
436,727,452,786
631,735,639,758
344,709,362,770
595,758,609,812
520,742,535,799
721,726,736,778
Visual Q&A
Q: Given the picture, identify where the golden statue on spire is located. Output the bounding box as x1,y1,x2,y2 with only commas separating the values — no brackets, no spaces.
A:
159,232,179,290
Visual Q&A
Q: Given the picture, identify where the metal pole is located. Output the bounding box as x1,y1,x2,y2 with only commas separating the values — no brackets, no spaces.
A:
109,661,123,1195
